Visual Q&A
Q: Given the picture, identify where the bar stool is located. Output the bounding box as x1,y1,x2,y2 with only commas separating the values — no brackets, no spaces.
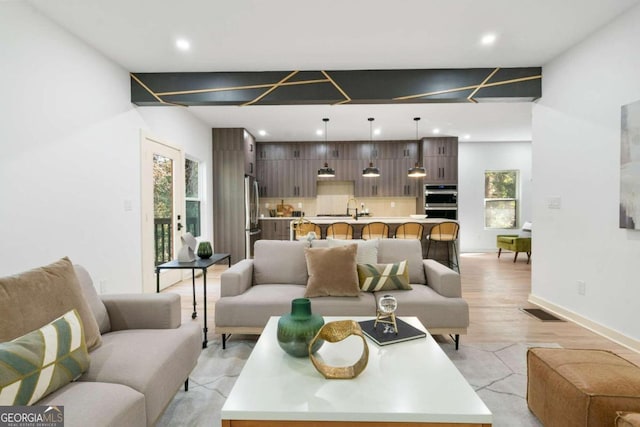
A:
326,222,354,239
293,221,322,240
425,222,460,272
361,222,389,240
394,222,424,240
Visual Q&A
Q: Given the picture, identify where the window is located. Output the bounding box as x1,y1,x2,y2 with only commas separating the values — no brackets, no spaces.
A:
185,158,201,237
484,170,518,229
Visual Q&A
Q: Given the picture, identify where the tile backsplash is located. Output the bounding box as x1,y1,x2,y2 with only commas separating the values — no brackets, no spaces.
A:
260,196,417,217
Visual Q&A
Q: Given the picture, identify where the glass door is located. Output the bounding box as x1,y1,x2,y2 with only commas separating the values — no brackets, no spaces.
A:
141,133,185,293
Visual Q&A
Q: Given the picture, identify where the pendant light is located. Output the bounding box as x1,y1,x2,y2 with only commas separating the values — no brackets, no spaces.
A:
408,117,427,178
317,118,336,177
362,117,380,177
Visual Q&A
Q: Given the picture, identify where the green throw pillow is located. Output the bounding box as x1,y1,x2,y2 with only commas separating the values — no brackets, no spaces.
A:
357,260,412,292
0,309,90,405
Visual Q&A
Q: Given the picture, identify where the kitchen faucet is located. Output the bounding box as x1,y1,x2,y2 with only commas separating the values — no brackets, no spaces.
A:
346,197,359,220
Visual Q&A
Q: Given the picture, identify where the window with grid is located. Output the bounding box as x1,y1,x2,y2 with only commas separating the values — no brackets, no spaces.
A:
185,158,201,237
484,170,518,229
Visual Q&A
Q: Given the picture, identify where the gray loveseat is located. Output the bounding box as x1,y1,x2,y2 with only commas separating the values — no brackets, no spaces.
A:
216,239,469,349
0,259,201,427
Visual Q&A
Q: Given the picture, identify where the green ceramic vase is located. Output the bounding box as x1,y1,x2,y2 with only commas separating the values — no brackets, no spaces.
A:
277,298,324,357
197,241,213,259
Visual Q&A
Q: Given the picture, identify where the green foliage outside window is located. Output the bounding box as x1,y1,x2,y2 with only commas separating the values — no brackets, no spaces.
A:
153,154,173,219
185,158,201,237
485,170,518,229
185,158,199,199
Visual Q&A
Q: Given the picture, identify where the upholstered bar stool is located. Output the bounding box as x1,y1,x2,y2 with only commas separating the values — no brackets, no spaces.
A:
326,222,354,239
361,222,389,240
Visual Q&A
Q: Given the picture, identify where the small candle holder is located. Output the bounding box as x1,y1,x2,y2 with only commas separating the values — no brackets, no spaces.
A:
374,294,398,334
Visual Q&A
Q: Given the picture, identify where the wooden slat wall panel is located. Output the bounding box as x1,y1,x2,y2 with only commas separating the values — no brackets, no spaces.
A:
213,128,246,264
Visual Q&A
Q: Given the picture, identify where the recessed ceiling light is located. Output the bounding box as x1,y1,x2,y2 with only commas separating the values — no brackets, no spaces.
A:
373,128,381,136
462,134,471,140
481,33,497,46
433,128,440,134
316,129,323,136
258,130,267,137
175,38,191,51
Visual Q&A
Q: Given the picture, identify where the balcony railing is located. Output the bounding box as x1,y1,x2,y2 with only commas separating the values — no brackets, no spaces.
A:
154,218,172,265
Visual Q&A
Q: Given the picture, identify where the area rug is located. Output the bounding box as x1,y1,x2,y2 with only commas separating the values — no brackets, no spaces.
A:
157,338,559,427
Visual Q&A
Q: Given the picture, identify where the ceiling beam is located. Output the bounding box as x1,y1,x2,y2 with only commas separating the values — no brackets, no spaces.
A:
131,67,541,107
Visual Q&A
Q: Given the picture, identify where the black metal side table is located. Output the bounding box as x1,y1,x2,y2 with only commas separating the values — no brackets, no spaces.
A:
156,253,231,348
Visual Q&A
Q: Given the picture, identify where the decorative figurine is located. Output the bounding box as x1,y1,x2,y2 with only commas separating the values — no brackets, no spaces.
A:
177,232,197,262
374,294,398,334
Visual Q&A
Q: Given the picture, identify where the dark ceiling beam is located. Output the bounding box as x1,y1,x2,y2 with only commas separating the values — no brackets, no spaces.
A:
130,67,541,107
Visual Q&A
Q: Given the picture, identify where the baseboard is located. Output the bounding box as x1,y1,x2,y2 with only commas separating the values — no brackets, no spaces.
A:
528,294,640,353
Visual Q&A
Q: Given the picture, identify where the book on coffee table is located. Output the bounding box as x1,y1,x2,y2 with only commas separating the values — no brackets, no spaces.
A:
358,318,426,346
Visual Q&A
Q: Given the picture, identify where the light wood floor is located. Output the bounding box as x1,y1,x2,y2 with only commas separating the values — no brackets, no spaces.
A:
163,252,640,365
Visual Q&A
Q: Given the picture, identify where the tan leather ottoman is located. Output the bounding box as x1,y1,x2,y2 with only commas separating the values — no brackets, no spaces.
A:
527,348,640,427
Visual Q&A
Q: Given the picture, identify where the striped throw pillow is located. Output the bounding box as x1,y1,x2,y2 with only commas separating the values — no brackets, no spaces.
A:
0,309,90,405
357,260,412,292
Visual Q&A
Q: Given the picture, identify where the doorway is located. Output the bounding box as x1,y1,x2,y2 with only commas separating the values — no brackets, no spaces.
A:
141,132,186,293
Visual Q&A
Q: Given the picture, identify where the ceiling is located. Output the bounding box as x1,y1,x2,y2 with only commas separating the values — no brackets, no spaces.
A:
29,0,640,142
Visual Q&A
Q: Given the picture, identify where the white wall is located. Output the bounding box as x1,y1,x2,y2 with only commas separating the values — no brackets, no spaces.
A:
458,141,532,252
0,2,211,293
532,3,640,343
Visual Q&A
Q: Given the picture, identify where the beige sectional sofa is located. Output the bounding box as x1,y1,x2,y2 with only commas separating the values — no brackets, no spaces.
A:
216,239,469,349
0,258,201,427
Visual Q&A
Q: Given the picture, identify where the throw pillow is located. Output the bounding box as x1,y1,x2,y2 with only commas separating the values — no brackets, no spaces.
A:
304,244,360,297
0,257,102,350
327,238,378,264
0,309,90,405
357,260,412,292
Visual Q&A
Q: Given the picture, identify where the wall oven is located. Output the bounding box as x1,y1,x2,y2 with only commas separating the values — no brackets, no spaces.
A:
425,184,458,220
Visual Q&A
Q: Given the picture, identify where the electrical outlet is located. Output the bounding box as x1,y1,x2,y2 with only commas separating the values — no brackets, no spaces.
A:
297,202,303,208
390,202,396,208
265,203,270,208
99,280,107,294
577,280,586,296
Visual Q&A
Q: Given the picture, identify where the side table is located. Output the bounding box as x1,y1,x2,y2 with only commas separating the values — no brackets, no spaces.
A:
156,253,231,348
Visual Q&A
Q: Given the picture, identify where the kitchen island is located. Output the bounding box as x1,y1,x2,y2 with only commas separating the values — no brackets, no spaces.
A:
260,216,456,264
288,216,454,240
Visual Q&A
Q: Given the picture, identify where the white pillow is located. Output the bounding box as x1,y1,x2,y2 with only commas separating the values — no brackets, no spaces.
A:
327,238,378,264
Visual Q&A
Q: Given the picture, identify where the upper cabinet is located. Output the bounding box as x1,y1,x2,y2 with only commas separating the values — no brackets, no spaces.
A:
244,130,256,177
256,143,319,197
256,140,429,198
422,137,458,183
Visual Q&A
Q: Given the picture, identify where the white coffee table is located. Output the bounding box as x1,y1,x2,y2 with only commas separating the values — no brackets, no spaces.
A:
221,316,492,427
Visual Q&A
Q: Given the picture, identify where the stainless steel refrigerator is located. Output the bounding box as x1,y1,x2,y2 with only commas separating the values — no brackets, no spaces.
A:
245,175,261,258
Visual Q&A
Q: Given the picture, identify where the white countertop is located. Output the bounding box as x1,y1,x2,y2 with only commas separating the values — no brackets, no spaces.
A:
221,316,491,424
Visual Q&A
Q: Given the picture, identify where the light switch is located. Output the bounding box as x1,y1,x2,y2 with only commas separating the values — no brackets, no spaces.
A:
547,197,561,209
124,200,133,211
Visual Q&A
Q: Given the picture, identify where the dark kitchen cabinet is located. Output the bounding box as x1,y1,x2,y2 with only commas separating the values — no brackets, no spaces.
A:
257,140,423,198
256,144,318,197
212,128,257,263
259,219,291,240
422,137,458,183
244,131,256,177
